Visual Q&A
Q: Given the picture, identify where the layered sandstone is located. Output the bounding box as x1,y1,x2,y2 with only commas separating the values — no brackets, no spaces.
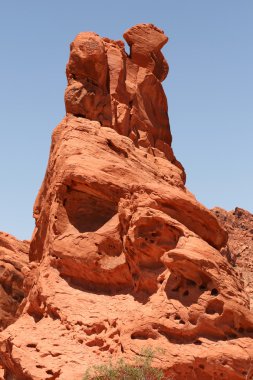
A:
0,24,253,380
212,207,253,310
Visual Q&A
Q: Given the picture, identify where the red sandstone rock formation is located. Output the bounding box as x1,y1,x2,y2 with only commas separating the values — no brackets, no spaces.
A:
0,24,253,380
64,24,184,176
0,232,29,331
212,207,253,310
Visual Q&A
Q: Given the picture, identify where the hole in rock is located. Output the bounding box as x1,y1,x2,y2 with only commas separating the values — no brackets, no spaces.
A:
193,339,202,345
99,344,111,352
131,330,157,340
64,189,116,233
136,222,181,251
86,338,104,347
189,318,198,325
13,293,24,302
211,288,219,296
46,370,54,375
74,113,86,118
125,43,130,56
206,299,224,315
186,279,196,287
26,343,37,348
97,235,122,258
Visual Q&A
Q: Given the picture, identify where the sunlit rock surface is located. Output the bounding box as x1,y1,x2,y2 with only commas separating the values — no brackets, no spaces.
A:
0,24,253,380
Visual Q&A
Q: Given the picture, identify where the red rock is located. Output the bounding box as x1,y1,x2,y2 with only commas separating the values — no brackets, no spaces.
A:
0,24,253,380
65,32,112,126
0,232,29,330
64,23,181,171
123,23,169,81
212,207,253,309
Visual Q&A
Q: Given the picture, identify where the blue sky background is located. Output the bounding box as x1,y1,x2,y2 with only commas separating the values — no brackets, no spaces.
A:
0,1,252,240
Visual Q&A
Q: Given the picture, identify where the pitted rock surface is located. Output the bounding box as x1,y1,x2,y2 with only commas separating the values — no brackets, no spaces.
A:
0,24,253,380
212,207,253,310
0,232,29,330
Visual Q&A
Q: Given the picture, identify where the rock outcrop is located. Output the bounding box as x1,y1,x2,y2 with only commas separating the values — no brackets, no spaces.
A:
0,232,29,330
212,207,253,310
64,23,184,176
0,24,253,380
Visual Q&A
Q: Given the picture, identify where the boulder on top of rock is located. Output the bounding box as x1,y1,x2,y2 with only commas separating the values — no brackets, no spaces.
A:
0,24,253,380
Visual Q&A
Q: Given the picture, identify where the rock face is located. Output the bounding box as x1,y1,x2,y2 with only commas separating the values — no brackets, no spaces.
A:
212,207,253,310
0,232,29,330
64,23,184,175
0,24,253,380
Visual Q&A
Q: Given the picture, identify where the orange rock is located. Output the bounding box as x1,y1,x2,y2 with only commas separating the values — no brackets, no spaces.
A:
123,23,169,81
0,24,253,380
0,232,29,330
212,207,253,309
64,23,180,169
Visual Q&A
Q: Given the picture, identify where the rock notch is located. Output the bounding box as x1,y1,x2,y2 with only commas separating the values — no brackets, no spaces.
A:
0,24,253,380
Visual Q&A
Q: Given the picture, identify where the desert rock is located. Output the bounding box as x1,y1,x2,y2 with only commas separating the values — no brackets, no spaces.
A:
0,232,29,331
212,207,253,310
0,24,253,380
65,24,183,174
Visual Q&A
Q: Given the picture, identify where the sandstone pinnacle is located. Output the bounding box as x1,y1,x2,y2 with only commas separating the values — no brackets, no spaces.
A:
0,24,252,380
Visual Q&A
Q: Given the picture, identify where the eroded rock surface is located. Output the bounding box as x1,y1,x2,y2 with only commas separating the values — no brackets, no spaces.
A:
212,207,253,310
64,23,184,176
0,24,253,380
0,232,29,330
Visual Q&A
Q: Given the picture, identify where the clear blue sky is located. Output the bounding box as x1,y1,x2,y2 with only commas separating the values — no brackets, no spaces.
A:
0,1,252,240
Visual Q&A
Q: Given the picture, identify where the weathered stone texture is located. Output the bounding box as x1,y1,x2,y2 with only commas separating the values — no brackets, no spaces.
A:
0,24,253,380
